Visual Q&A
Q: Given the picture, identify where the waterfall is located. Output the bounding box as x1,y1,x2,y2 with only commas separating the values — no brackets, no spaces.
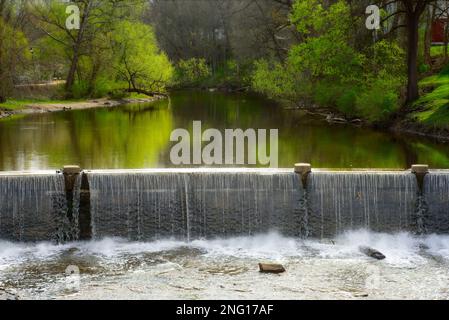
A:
0,173,77,241
307,172,418,238
4,169,449,242
87,170,304,241
423,173,449,234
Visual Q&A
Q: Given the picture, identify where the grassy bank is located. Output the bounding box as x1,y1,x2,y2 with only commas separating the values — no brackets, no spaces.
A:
408,73,449,131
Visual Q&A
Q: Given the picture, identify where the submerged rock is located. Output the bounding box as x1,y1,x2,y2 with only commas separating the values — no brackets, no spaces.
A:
258,263,286,274
359,246,386,260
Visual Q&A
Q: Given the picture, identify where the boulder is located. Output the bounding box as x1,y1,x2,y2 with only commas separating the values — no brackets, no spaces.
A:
258,263,286,274
359,246,386,260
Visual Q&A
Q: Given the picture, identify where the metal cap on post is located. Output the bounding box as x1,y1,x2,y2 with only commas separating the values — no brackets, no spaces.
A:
294,163,312,188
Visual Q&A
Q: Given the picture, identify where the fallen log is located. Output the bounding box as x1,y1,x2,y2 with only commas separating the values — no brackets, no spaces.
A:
359,246,386,260
258,263,286,274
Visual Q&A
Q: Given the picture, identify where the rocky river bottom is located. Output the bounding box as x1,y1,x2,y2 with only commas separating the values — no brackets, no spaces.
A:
1,230,449,300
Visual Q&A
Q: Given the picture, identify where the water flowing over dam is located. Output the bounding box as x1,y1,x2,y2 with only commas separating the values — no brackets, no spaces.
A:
424,172,449,234
0,167,448,242
307,172,418,238
0,172,79,242
88,170,304,240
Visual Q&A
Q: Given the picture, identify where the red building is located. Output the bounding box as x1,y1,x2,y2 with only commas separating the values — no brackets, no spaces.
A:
432,19,447,44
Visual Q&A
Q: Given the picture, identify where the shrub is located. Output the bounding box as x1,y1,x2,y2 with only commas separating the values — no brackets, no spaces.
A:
70,81,89,99
356,81,399,123
175,58,211,86
251,59,307,102
336,88,359,117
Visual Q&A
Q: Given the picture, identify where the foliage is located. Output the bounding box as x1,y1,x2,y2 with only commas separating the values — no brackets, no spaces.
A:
174,58,211,86
112,21,173,94
355,78,400,123
251,0,405,123
251,60,305,102
411,73,449,129
0,17,30,102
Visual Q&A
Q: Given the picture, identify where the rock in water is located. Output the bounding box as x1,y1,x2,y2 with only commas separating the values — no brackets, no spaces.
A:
259,263,286,274
359,246,386,260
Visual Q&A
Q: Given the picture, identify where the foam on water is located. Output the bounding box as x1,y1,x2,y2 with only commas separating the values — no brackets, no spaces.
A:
311,230,426,267
1,230,449,268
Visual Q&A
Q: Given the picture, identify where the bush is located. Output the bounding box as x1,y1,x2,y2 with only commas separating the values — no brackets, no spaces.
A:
109,89,129,100
419,63,431,73
175,58,211,86
70,81,89,99
336,88,359,117
312,82,358,117
90,77,115,98
313,82,339,107
252,59,307,102
356,82,399,123
69,79,113,99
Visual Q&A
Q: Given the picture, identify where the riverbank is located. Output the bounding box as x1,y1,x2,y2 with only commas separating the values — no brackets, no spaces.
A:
0,95,166,120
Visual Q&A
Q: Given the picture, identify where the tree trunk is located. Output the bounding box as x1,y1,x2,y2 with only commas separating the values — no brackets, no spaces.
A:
406,13,420,104
65,46,81,91
423,6,435,65
65,1,92,93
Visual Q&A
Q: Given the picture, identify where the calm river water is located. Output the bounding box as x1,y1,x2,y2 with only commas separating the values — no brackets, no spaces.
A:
1,91,449,170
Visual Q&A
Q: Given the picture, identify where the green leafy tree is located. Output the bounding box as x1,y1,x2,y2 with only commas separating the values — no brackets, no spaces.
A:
174,58,211,87
0,17,30,102
112,21,173,96
252,0,405,123
32,0,144,96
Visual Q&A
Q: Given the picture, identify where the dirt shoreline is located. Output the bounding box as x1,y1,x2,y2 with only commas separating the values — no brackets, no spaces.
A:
0,96,165,119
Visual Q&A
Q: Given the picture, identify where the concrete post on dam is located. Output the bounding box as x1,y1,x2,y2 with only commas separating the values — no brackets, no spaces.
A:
411,164,429,191
62,165,92,240
294,163,312,188
63,165,81,192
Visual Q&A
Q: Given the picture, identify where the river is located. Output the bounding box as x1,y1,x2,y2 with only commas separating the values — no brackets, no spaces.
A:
1,91,449,170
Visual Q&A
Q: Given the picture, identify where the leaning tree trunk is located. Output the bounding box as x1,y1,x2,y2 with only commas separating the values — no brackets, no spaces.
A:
406,13,420,104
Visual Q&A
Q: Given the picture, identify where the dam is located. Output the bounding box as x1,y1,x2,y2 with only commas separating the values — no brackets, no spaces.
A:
1,164,448,243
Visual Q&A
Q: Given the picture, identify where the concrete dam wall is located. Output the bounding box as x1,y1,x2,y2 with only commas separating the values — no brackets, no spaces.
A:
0,166,448,242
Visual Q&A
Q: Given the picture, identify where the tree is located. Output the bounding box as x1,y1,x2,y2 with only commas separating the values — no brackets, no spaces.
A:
401,0,433,103
0,1,30,103
372,0,438,103
112,21,173,96
252,0,406,122
32,0,142,96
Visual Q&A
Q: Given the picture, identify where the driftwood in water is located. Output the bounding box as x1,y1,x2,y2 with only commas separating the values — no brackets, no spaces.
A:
259,263,286,274
359,246,386,260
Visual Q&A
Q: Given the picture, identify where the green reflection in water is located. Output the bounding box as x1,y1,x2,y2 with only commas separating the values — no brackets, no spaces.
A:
1,90,449,170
